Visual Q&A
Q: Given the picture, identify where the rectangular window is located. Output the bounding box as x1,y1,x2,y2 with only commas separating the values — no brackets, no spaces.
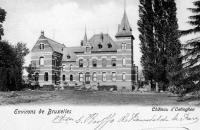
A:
122,58,126,66
122,43,126,50
70,75,73,81
122,73,126,81
102,58,107,67
112,72,116,81
102,72,106,81
79,73,83,82
93,72,97,81
40,43,44,50
44,72,48,81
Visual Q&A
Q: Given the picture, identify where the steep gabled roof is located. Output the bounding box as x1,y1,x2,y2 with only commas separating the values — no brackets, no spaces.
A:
46,38,65,54
115,10,132,37
62,47,77,62
36,31,65,54
89,33,117,52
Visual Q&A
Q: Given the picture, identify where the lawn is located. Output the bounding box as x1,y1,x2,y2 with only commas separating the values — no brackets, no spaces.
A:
0,90,199,106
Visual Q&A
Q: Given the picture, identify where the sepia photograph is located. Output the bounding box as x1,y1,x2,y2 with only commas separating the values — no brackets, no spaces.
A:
0,0,200,130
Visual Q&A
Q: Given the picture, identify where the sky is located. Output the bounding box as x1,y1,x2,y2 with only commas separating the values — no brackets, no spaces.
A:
0,0,198,71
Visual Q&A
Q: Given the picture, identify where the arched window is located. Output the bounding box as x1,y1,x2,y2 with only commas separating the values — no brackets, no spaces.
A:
44,72,48,81
79,59,83,67
62,75,65,81
39,57,44,65
79,73,83,82
111,58,116,67
122,58,126,66
122,73,126,81
112,72,116,81
70,75,73,81
93,72,97,81
92,59,97,67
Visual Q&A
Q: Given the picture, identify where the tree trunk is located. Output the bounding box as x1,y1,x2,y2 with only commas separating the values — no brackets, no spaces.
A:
156,82,159,92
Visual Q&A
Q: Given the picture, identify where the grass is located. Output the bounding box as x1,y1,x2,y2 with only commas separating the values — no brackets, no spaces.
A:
0,90,199,106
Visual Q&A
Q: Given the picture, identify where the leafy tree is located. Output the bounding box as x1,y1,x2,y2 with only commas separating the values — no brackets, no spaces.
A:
138,0,182,91
0,7,6,40
0,41,17,91
180,0,200,95
26,64,35,81
138,0,157,90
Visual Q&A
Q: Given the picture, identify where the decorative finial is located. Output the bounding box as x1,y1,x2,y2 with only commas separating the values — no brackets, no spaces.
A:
41,30,44,36
124,0,126,11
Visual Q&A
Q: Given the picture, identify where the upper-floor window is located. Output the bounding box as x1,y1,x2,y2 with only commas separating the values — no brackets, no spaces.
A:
122,73,126,81
86,47,91,52
98,43,102,49
122,58,126,66
39,57,44,65
62,65,66,71
67,55,71,59
79,73,83,82
40,43,44,50
102,72,106,81
92,59,97,67
70,64,73,70
107,43,112,48
111,58,116,67
93,72,97,81
44,72,48,81
122,42,126,50
112,72,116,81
102,58,107,67
79,59,83,68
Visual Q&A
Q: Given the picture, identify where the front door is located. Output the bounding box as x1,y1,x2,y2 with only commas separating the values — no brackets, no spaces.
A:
85,72,90,84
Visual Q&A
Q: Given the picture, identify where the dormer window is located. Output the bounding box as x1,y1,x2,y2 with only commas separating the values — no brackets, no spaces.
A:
40,43,44,50
67,55,71,59
98,43,102,49
107,43,112,48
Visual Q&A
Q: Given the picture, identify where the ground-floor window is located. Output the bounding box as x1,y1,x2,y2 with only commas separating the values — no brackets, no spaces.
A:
122,73,126,81
79,73,83,82
112,72,116,81
102,72,106,81
44,72,48,81
70,74,73,81
62,75,65,81
35,73,39,81
93,72,97,81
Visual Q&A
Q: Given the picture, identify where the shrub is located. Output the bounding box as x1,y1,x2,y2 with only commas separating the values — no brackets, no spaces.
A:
97,85,117,91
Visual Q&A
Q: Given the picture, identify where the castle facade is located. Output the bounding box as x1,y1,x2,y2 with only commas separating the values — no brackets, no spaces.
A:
31,8,138,90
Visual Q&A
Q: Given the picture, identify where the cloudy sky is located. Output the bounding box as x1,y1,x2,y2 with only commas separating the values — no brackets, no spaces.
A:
0,0,197,70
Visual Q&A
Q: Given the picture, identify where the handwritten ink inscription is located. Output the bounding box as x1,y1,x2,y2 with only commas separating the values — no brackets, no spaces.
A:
52,112,199,130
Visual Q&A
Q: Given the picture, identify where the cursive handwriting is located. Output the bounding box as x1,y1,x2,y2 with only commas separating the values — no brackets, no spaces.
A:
52,112,199,130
